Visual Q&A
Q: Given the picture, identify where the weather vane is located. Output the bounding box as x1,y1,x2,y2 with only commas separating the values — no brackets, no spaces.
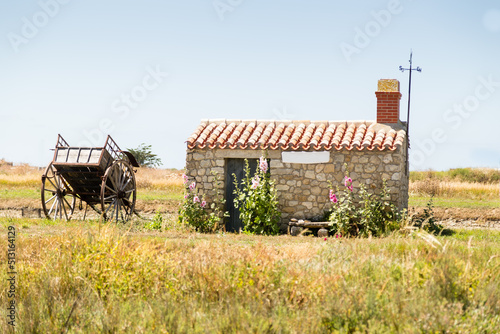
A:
399,50,421,173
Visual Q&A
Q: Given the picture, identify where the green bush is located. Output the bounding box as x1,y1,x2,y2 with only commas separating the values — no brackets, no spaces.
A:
328,169,402,237
145,210,163,230
358,181,402,236
178,172,227,233
410,197,446,234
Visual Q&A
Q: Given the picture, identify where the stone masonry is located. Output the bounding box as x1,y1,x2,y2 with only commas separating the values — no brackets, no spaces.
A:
185,146,408,232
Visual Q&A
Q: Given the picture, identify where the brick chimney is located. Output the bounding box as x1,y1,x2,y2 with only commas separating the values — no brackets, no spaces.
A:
376,79,402,124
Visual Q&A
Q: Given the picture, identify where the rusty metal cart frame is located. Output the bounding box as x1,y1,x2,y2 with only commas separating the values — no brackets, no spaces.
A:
41,134,140,222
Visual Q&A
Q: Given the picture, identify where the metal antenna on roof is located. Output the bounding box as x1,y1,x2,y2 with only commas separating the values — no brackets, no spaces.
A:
399,50,421,174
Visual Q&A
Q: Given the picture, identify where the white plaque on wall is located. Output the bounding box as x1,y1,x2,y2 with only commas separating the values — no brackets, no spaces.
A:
281,151,330,164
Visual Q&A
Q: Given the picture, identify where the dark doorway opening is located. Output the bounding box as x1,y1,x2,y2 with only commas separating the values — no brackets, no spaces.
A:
225,158,259,232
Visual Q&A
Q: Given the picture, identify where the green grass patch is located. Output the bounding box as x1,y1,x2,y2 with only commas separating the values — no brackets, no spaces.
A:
409,195,500,208
138,189,184,201
0,187,39,200
449,229,500,242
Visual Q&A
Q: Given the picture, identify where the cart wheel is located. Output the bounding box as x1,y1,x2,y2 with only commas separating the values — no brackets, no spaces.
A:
41,163,76,220
100,160,136,222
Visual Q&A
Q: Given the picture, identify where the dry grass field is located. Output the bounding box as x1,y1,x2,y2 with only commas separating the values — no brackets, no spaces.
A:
0,162,42,188
410,179,499,200
1,218,500,333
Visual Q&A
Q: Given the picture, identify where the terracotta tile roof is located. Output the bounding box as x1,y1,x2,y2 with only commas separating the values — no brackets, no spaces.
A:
187,119,406,151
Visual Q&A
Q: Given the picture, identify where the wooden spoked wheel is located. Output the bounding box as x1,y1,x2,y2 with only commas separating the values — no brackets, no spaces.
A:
41,163,76,220
100,160,136,222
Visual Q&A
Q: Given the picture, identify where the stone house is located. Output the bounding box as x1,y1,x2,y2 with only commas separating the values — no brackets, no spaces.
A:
184,79,408,232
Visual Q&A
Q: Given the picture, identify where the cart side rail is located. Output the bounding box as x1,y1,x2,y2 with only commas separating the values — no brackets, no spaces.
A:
104,135,140,167
104,135,122,162
50,134,139,168
56,134,70,148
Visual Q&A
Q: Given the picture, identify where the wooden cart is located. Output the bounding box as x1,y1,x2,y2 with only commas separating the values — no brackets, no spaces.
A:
41,135,140,222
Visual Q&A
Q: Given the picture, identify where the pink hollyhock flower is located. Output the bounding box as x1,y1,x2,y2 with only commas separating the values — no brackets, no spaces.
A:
182,174,189,184
251,175,260,189
201,200,207,208
193,196,200,203
189,181,196,191
348,186,353,192
184,194,189,199
259,156,268,173
344,176,352,187
329,190,338,203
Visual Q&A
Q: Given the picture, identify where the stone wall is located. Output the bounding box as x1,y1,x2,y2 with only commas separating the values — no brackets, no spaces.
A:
185,147,408,232
270,149,408,230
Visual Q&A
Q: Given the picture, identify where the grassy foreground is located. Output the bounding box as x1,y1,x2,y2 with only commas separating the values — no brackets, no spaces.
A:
2,218,500,333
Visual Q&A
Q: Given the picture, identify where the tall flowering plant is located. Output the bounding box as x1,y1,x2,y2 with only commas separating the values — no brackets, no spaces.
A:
328,166,401,237
233,156,281,235
178,172,227,233
328,174,357,237
357,180,401,236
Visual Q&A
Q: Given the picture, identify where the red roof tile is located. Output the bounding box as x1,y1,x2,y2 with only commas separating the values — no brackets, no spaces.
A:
187,120,406,151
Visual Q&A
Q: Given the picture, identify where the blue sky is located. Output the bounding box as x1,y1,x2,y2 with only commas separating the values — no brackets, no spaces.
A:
1,0,499,170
